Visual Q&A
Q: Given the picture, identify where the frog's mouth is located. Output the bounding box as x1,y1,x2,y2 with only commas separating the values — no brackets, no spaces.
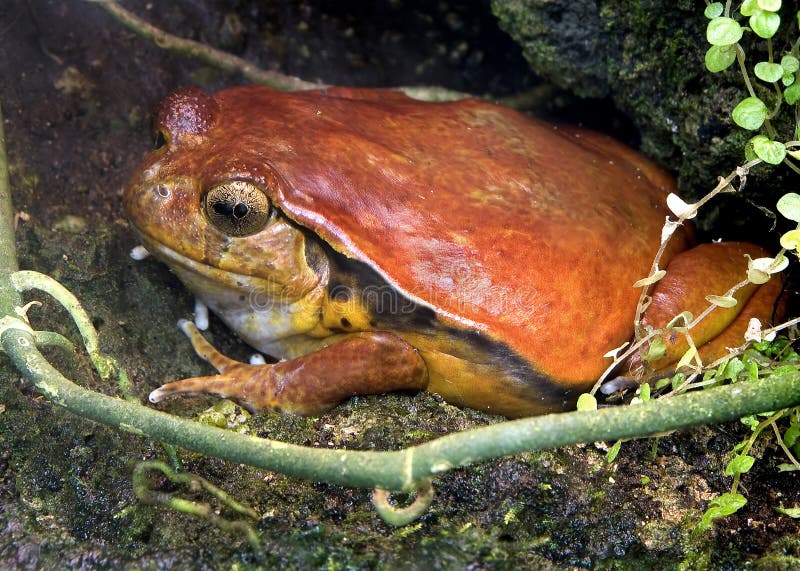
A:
134,232,330,356
135,234,292,299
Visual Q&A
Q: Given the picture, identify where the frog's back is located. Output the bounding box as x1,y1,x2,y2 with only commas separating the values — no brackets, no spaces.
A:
201,86,685,387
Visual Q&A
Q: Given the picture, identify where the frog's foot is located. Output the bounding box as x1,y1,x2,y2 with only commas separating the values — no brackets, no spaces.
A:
149,321,429,415
629,242,784,374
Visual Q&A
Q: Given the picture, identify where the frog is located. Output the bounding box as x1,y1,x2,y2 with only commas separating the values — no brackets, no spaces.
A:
123,85,782,418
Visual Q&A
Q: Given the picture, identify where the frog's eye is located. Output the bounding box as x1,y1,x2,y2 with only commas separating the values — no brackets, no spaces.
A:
204,181,272,237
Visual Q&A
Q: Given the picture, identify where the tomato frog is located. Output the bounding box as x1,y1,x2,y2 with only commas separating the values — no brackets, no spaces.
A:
123,86,782,417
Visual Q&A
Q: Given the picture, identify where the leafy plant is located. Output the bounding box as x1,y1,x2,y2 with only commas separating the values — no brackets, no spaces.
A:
689,1,800,530
590,1,800,532
704,0,798,167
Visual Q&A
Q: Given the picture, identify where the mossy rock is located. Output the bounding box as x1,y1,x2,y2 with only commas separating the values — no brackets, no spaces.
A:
492,0,796,238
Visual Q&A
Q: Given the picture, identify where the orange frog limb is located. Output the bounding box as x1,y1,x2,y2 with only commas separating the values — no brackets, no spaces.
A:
627,242,784,375
149,321,429,415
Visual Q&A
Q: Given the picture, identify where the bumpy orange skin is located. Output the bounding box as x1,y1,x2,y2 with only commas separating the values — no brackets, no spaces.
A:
124,86,780,416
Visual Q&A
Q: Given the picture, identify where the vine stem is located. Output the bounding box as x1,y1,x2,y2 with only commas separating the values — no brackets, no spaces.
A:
0,103,17,278
133,461,260,549
771,422,800,471
85,0,321,91
3,323,800,493
737,44,759,99
0,104,22,327
86,0,472,104
730,409,787,494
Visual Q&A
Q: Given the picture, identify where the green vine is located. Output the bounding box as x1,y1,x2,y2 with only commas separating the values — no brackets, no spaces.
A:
132,461,261,550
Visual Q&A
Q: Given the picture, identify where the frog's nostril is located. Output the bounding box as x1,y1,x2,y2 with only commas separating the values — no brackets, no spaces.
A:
152,184,171,199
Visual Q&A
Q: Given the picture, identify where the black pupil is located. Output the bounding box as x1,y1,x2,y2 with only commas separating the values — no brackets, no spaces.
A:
233,202,249,218
213,200,249,219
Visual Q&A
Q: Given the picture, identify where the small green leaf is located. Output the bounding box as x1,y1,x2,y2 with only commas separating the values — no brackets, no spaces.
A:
706,294,738,308
744,359,759,381
639,382,651,402
705,2,724,18
725,454,756,476
713,360,728,380
776,506,800,518
778,463,800,472
665,311,693,329
747,267,771,284
750,10,781,38
670,373,685,391
782,72,795,86
777,192,800,222
751,136,786,164
745,140,759,161
719,358,745,381
785,82,800,104
755,61,785,82
740,415,760,430
654,377,670,391
676,346,698,370
781,229,800,250
699,493,747,530
749,254,789,276
713,493,748,513
758,0,782,11
732,97,768,130
775,364,798,375
576,393,597,411
644,336,667,362
707,17,744,45
784,424,800,447
705,45,737,72
633,269,666,287
606,440,622,463
782,55,800,73
741,0,759,16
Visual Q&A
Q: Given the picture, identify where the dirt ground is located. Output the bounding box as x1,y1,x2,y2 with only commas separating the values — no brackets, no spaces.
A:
1,1,799,569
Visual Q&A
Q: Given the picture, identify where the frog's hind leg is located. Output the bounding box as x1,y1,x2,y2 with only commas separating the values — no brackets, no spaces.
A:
149,321,429,415
627,241,784,375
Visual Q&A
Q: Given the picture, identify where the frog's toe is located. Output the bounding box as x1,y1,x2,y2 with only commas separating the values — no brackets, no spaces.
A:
149,373,263,412
148,375,223,403
129,245,150,260
193,300,209,330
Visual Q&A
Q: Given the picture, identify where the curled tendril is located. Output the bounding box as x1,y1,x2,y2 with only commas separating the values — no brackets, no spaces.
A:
372,478,435,526
132,461,261,551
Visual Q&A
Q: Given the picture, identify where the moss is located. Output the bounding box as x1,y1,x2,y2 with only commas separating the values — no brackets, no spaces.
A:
491,0,796,239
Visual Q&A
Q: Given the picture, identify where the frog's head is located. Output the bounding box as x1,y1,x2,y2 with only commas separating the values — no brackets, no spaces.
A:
123,87,324,306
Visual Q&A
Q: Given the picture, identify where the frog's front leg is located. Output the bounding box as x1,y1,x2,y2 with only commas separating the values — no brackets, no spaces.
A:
149,321,429,415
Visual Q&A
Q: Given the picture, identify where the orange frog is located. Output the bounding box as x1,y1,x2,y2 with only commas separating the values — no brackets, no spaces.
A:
124,86,781,417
